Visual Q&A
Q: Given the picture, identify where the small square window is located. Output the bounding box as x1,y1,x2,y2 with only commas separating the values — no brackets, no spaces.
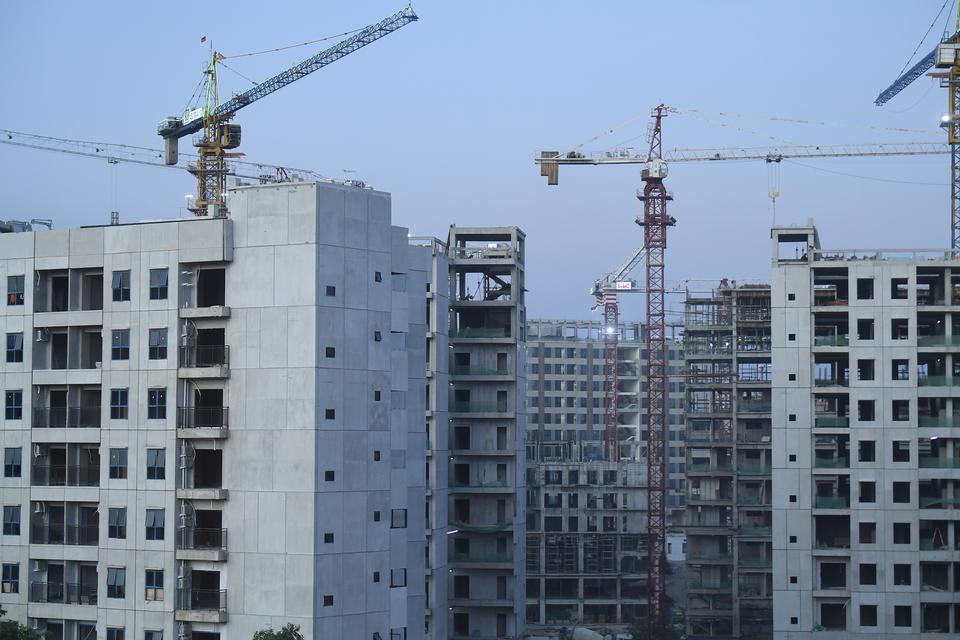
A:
391,509,408,529
2,563,19,594
106,628,125,640
790,617,798,625
893,563,911,585
859,563,876,585
859,481,876,503
893,522,911,544
374,271,382,283
788,333,796,341
788,373,796,381
891,277,908,300
860,604,877,627
789,535,797,543
790,576,797,584
325,286,336,297
374,331,382,342
788,293,796,301
789,495,796,503
789,454,796,462
892,440,910,462
373,571,380,583
110,388,129,420
107,567,126,599
857,399,875,422
374,450,381,461
112,270,131,302
325,409,335,420
145,632,162,640
325,470,335,482
149,269,168,300
373,511,381,522
374,390,381,401
857,359,875,381
859,522,876,544
108,507,127,539
5,333,23,363
892,481,910,503
323,595,334,606
325,347,335,358
788,414,796,422
390,568,407,588
6,275,24,306
324,532,334,544
146,448,166,480
891,318,908,340
894,605,912,627
892,399,909,421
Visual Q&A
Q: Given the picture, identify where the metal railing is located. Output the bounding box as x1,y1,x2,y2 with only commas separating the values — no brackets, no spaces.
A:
688,581,732,591
177,406,229,430
815,415,849,428
919,414,960,428
688,431,733,444
177,527,228,551
451,366,510,376
737,306,770,322
30,464,99,487
919,457,960,468
737,495,768,506
814,377,849,387
918,335,960,347
737,464,771,475
920,496,960,508
688,462,733,473
450,327,509,338
29,582,97,605
813,457,849,469
814,496,849,509
919,375,960,387
449,552,512,564
31,524,98,546
451,402,508,413
179,345,230,368
176,587,227,612
686,493,732,503
32,406,101,428
738,556,772,567
737,400,771,413
814,334,849,347
451,480,510,489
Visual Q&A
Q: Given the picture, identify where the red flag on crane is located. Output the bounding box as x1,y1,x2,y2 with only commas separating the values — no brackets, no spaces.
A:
200,36,207,45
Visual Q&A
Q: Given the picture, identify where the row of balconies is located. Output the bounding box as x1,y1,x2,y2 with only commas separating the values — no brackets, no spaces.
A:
28,404,228,432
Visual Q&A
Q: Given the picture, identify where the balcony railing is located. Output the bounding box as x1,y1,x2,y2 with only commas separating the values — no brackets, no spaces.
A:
738,556,772,567
179,345,230,368
177,527,228,551
450,520,512,533
737,401,771,413
814,496,849,509
687,552,733,562
737,495,768,506
32,406,101,428
737,464,771,475
814,334,849,347
452,366,510,376
920,496,960,508
738,306,770,322
739,526,773,536
918,335,960,347
449,552,513,564
451,480,510,489
688,432,734,444
815,415,849,428
29,582,97,606
920,538,951,550
919,414,960,428
814,457,849,469
686,493,732,504
30,524,98,545
31,464,99,487
919,457,960,468
177,407,229,430
814,377,849,387
688,462,733,473
176,587,227,612
451,327,509,338
688,581,732,591
919,375,960,387
451,402,508,413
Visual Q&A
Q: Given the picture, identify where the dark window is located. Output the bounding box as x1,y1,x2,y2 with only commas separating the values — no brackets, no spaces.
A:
3,505,20,536
149,269,168,300
323,595,334,606
891,318,908,340
1,563,18,593
857,359,875,381
6,276,24,306
892,399,909,421
391,509,408,528
5,333,23,363
325,409,335,420
145,509,165,541
857,400,875,422
859,563,876,585
325,286,335,297
859,481,876,503
891,277,908,299
860,604,877,627
145,569,163,601
324,470,335,482
892,440,910,462
110,388,128,419
894,605,912,627
111,329,130,360
858,440,875,462
109,448,128,479
3,448,21,478
893,522,911,544
788,293,795,301
892,481,910,503
4,390,22,420
148,329,167,360
373,450,381,461
892,359,909,381
856,278,874,300
893,563,911,585
106,628,125,640
108,507,126,539
107,567,126,599
374,331,382,342
112,270,131,302
373,511,380,522
325,347,335,358
323,532,334,544
374,271,382,283
857,318,874,340
374,390,381,401
147,388,166,420
859,522,876,544
146,449,165,480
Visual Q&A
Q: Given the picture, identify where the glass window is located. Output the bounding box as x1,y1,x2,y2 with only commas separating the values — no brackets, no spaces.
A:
110,388,128,419
107,567,126,599
144,569,163,601
145,633,162,640
149,269,168,300
148,329,167,360
145,509,164,541
5,333,23,363
147,388,166,420
108,507,126,539
391,508,408,528
6,276,24,306
112,329,130,360
4,390,22,420
1,563,18,593
3,448,21,478
146,449,165,480
109,448,128,479
106,629,125,640
3,505,20,536
111,270,131,302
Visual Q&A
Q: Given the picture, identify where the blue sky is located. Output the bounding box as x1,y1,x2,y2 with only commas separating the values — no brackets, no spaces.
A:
0,1,953,318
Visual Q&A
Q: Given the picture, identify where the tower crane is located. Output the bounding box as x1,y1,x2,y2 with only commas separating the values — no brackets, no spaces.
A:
874,7,960,247
537,112,948,639
158,5,418,216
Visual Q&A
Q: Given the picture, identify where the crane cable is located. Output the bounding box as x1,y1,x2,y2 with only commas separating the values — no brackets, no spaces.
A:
894,0,954,78
218,26,367,60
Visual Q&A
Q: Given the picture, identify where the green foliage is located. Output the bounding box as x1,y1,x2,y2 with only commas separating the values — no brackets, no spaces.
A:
0,606,49,640
252,624,304,640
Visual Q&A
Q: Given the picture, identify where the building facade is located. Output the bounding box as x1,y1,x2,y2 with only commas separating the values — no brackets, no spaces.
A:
684,284,772,639
0,181,427,640
523,318,685,631
772,224,960,636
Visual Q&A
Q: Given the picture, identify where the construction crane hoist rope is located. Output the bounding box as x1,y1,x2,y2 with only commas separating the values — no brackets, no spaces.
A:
157,5,418,217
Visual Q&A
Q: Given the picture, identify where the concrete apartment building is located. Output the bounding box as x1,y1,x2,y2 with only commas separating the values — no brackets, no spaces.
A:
0,181,429,640
522,318,685,631
772,223,960,637
683,284,773,640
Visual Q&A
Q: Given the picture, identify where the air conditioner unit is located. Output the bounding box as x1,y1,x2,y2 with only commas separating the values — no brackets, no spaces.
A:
35,328,49,342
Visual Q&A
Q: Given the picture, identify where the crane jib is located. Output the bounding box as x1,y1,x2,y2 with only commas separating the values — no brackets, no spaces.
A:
163,6,417,140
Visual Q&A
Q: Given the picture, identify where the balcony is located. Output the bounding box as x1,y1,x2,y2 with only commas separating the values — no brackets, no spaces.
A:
32,406,100,429
920,496,960,508
919,457,960,468
737,494,769,506
814,334,849,347
179,345,230,379
687,492,733,505
814,496,849,509
31,464,99,487
450,520,513,534
687,552,733,563
918,335,960,347
688,581,733,592
919,414,960,428
177,407,229,439
737,400,771,414
175,588,228,623
177,527,228,561
738,556,772,568
688,462,733,474
814,457,850,470
450,327,510,339
449,552,513,567
29,582,97,606
451,480,512,494
451,402,508,414
815,415,849,428
30,524,98,546
814,377,849,388
919,375,960,387
452,366,510,376
737,464,771,476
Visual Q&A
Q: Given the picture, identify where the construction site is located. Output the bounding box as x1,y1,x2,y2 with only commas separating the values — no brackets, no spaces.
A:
3,3,960,640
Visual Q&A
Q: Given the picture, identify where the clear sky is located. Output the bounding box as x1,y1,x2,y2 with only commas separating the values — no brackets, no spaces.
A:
0,1,953,320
